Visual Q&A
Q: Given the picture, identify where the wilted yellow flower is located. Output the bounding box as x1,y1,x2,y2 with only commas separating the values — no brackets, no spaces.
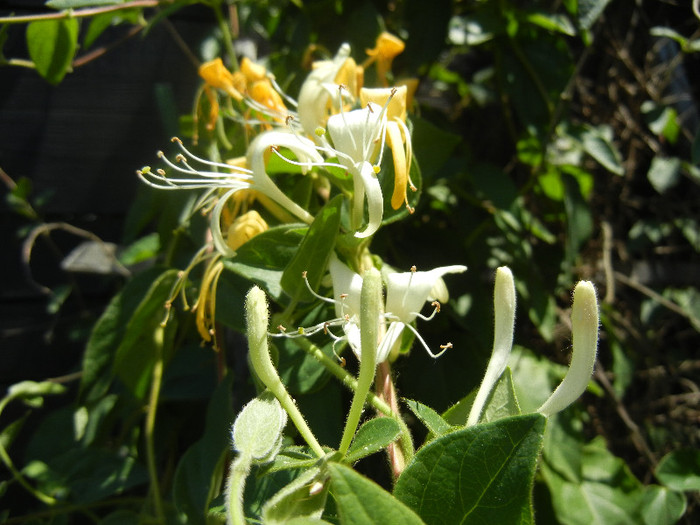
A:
198,58,245,100
227,210,269,251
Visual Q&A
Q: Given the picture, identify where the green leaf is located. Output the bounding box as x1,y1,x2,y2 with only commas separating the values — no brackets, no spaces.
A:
6,380,66,407
647,157,682,194
281,196,342,303
262,467,328,524
223,224,306,301
173,374,235,524
641,101,680,144
563,173,594,265
118,233,160,266
581,125,624,175
524,11,575,36
327,462,425,525
345,418,402,464
26,18,79,84
79,267,166,403
578,0,614,30
640,485,687,525
478,367,522,424
394,414,545,525
655,449,700,492
404,399,453,438
112,270,179,398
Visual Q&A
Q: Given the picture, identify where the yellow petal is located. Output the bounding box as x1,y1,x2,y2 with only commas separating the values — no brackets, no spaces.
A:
198,58,244,100
386,121,409,210
240,56,267,82
360,85,407,122
249,80,287,115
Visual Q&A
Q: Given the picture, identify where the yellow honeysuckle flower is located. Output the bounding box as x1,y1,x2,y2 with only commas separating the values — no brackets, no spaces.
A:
360,86,416,211
364,32,405,86
226,210,269,251
195,257,225,343
198,58,245,101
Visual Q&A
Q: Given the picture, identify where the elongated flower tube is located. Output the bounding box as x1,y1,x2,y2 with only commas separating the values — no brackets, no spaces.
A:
538,281,600,417
328,256,466,364
467,267,516,427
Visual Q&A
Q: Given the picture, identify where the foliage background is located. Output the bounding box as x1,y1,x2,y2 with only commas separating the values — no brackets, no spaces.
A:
1,0,699,523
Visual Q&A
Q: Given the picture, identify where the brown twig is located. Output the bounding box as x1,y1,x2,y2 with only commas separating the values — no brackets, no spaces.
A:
0,0,163,24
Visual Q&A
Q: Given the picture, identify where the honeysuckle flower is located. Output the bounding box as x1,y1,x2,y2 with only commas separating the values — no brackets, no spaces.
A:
538,281,600,417
326,103,388,237
297,44,362,137
137,135,320,257
360,86,415,211
199,58,245,100
328,256,467,364
363,32,405,86
467,267,516,426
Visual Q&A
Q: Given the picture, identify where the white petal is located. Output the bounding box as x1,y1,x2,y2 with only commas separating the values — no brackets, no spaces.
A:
328,255,363,319
353,161,384,239
376,321,405,363
327,104,384,167
385,265,467,322
298,44,352,137
247,131,323,223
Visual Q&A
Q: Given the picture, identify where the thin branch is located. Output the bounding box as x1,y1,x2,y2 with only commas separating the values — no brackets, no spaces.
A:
0,0,163,24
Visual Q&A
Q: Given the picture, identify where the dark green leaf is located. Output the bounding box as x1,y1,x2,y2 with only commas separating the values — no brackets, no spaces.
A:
655,449,700,492
345,418,402,464
394,414,545,525
173,374,235,524
26,18,79,84
563,173,593,266
262,467,328,524
404,399,453,437
327,462,425,525
118,233,160,266
281,196,342,302
578,0,614,30
581,125,624,175
223,224,306,301
79,267,167,403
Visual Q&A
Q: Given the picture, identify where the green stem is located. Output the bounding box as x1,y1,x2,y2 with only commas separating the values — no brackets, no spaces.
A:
0,0,160,24
246,287,325,457
338,268,381,455
296,338,414,462
226,455,251,525
0,440,56,506
145,326,165,522
212,1,239,71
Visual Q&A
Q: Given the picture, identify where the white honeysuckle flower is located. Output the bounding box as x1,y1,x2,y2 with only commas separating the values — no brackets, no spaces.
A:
326,103,388,238
538,280,600,417
137,134,322,257
327,255,467,364
297,43,358,137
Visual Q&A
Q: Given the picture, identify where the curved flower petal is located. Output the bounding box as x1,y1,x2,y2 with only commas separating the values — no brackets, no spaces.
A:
352,161,384,239
328,255,363,319
327,103,385,168
247,131,324,224
385,265,467,323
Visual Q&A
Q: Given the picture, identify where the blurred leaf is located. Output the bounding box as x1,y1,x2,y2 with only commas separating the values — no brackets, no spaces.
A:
6,380,66,407
395,414,545,525
647,157,681,194
26,18,79,84
640,485,687,525
345,418,402,464
655,449,700,492
563,173,593,265
282,196,341,303
581,125,624,175
47,0,120,8
524,11,575,36
173,374,234,524
327,462,425,525
6,177,37,220
404,399,453,437
641,101,680,145
118,233,159,266
578,0,614,30
411,117,461,181
276,335,331,396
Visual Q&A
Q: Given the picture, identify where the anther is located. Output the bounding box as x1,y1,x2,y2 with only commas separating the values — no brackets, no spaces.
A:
373,165,381,174
431,301,441,313
339,356,346,368
315,127,326,137
410,265,417,273
175,154,186,163
285,115,295,126
157,169,166,176
277,325,287,333
171,137,183,144
440,342,453,350
302,270,308,279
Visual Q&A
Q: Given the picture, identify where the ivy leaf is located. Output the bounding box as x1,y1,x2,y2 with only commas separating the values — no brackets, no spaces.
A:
345,418,402,464
394,414,545,525
327,462,425,525
639,486,687,525
26,18,79,84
